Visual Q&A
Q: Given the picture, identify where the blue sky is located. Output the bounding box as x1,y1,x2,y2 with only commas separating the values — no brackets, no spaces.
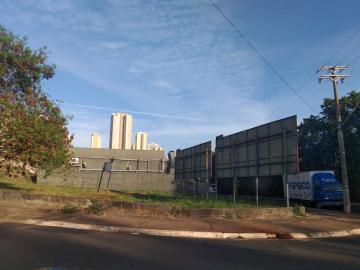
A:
1,0,360,152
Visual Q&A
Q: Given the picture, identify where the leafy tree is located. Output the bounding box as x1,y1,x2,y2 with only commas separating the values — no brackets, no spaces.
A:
0,25,72,176
298,91,360,201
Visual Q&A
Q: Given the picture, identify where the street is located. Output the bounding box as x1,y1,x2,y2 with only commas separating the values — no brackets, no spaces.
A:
0,223,359,270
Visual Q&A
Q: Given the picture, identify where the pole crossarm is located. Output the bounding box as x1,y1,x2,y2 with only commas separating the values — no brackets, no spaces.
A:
319,74,350,82
318,65,350,83
318,65,348,71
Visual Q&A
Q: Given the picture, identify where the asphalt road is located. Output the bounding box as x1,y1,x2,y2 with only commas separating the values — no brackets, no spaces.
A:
0,224,359,270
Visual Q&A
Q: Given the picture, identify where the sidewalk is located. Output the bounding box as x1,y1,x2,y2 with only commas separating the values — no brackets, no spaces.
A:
1,201,360,238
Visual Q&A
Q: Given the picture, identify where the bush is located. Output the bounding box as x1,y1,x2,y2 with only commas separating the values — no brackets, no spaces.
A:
293,204,305,217
87,201,103,214
60,203,80,214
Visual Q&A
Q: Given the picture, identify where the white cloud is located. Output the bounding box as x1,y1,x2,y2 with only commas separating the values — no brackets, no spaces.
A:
1,0,276,150
61,102,209,122
97,41,128,50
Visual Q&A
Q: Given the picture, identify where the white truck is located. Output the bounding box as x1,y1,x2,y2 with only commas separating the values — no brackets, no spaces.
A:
288,171,343,208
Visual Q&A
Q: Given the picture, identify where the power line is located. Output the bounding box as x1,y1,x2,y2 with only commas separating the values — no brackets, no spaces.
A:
336,39,360,66
260,23,360,118
326,25,360,65
208,0,318,114
298,25,360,101
349,53,360,67
270,81,321,121
254,24,360,120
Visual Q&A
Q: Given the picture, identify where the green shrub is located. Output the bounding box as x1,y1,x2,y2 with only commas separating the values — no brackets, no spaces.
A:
61,203,80,214
87,201,103,214
292,204,305,217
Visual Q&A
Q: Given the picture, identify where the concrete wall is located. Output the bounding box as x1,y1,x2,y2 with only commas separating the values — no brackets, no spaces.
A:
72,147,165,160
38,170,174,193
37,147,174,193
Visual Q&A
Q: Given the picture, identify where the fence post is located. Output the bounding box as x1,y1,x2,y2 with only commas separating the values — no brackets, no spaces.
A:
233,177,237,204
255,176,259,208
206,180,209,200
105,158,114,192
215,177,218,201
256,128,259,207
282,131,289,208
97,169,104,192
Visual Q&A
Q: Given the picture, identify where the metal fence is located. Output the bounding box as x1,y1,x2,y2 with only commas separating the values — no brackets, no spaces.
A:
215,115,298,178
173,116,299,205
174,178,211,199
215,116,298,206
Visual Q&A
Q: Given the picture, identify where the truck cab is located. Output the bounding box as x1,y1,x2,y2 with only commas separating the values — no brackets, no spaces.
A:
313,172,343,208
288,171,344,208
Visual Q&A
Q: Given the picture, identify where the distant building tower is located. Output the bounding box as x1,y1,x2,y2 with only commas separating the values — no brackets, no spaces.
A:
109,113,132,150
90,132,101,148
147,142,163,151
135,132,148,150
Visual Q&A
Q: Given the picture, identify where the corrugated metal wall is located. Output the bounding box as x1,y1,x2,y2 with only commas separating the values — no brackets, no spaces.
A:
215,116,298,178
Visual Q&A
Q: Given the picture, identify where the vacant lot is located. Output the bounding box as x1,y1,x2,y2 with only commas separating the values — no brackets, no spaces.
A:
0,175,281,209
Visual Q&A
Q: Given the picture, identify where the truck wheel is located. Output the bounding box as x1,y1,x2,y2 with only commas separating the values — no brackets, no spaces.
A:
316,202,322,209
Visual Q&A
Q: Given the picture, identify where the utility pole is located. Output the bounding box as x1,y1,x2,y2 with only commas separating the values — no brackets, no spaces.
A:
319,65,351,214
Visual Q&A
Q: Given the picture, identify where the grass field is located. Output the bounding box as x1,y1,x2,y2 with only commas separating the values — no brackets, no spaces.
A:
0,175,282,209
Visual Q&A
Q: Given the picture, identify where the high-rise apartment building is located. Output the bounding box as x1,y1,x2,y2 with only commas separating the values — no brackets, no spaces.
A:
109,113,133,149
90,132,101,148
135,132,148,150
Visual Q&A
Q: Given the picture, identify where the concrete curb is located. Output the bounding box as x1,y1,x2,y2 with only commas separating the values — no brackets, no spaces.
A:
12,219,360,240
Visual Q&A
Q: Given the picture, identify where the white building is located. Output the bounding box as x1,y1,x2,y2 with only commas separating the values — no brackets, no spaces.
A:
135,132,148,150
90,132,101,148
109,113,132,150
147,142,163,151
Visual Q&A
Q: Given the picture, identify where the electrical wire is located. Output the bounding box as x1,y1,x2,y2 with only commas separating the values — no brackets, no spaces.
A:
261,23,360,120
336,39,360,66
208,0,318,114
209,0,360,130
288,25,360,105
327,25,360,65
206,1,360,122
349,53,360,67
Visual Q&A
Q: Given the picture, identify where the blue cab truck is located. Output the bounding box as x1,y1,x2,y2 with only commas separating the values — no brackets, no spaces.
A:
288,171,344,208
